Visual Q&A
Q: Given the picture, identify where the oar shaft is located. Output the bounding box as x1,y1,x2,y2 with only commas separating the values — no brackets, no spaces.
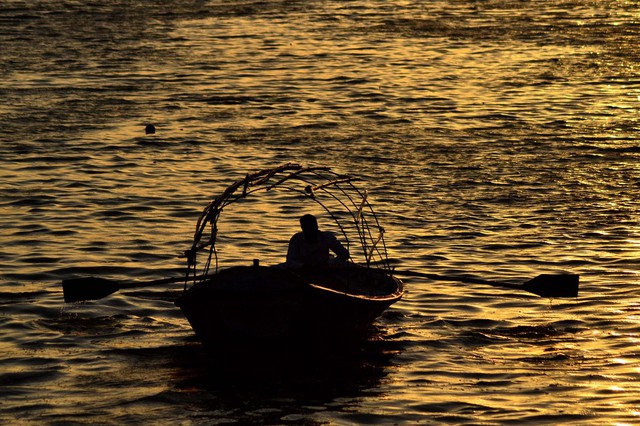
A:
63,273,212,303
394,270,522,290
117,273,209,290
390,269,579,298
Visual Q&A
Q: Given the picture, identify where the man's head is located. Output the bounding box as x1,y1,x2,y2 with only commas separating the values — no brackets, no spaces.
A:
300,214,318,242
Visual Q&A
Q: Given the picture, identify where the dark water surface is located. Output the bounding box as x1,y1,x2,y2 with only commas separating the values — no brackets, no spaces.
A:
2,1,640,424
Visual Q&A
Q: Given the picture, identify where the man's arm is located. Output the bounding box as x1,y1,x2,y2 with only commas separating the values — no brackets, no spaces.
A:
286,233,304,267
327,233,349,262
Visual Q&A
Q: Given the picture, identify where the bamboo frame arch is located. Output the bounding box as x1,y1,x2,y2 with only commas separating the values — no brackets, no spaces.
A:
184,163,392,286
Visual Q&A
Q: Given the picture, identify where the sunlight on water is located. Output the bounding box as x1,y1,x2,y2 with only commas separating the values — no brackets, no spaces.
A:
1,0,640,424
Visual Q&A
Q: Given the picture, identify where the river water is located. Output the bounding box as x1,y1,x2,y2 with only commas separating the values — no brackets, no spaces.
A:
1,0,639,424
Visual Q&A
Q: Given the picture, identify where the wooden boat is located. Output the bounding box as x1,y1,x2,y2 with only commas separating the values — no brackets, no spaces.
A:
174,264,403,345
174,163,404,347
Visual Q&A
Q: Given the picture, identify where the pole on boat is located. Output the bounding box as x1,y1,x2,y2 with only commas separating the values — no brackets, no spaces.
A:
393,270,579,298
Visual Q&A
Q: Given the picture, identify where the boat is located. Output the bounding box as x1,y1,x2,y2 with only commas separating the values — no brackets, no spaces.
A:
174,163,404,347
175,264,403,345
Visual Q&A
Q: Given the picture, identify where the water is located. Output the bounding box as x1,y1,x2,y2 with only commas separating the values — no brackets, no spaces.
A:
1,0,639,423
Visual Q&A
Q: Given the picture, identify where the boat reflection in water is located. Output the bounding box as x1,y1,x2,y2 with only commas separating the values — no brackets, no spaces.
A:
175,164,404,349
168,324,403,422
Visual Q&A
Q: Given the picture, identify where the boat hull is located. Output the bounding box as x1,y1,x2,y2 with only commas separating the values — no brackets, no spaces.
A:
174,265,403,347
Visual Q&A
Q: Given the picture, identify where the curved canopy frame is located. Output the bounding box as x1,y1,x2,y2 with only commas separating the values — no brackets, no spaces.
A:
185,163,392,285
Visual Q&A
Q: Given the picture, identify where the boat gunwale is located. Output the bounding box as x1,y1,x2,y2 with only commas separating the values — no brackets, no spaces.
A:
176,264,404,302
308,280,404,302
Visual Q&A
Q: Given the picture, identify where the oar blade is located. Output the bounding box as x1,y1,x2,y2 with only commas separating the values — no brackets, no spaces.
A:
62,277,120,303
523,274,579,298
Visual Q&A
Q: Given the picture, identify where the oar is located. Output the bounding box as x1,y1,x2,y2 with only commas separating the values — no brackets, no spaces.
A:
62,274,207,303
392,270,579,298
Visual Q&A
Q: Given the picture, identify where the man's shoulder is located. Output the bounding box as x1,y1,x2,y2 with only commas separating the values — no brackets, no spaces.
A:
289,231,304,242
319,231,338,240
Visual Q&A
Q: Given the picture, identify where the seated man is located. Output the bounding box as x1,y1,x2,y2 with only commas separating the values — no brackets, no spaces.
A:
286,214,349,269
